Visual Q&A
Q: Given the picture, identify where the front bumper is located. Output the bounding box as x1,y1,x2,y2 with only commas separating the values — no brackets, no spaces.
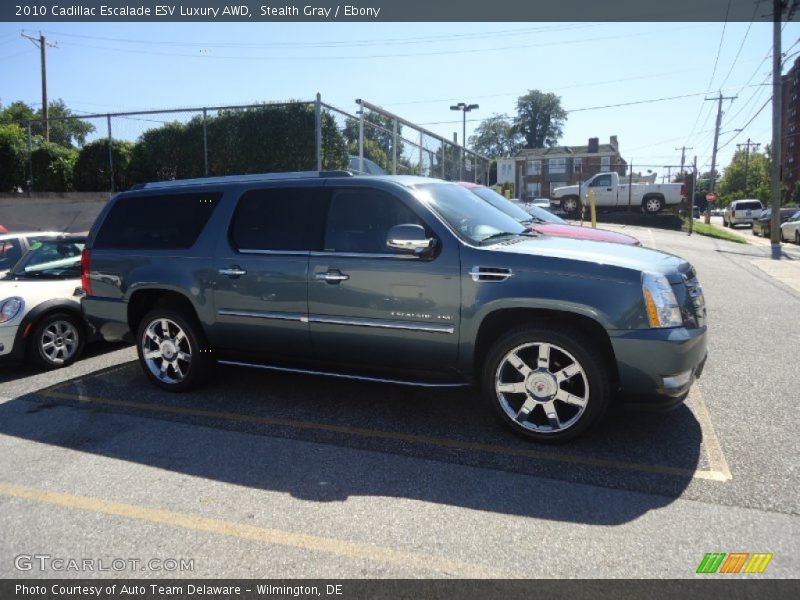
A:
610,326,707,408
0,324,21,361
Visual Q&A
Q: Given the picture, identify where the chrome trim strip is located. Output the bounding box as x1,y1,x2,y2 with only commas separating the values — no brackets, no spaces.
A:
238,249,310,256
218,309,307,323
217,360,468,388
309,251,419,260
469,266,514,282
308,315,454,334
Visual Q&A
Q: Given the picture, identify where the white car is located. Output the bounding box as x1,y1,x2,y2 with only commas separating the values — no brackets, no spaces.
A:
0,235,89,369
0,231,64,278
780,210,800,244
723,199,763,228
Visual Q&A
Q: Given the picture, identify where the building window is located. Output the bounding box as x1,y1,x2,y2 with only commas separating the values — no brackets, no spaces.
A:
527,160,541,175
526,183,541,197
548,158,566,174
573,158,582,173
601,157,611,172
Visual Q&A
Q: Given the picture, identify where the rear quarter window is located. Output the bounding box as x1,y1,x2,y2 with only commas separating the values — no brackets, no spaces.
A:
94,192,222,249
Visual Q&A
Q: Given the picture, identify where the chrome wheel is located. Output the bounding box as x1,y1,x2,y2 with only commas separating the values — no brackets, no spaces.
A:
644,197,663,213
562,197,579,214
141,318,193,384
494,341,589,434
39,320,79,365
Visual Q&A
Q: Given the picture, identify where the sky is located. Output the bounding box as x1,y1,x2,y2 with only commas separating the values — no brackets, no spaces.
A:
1,20,799,180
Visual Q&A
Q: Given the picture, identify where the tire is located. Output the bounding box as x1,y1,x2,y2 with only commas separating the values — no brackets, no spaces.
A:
561,196,581,216
27,312,85,370
136,307,214,392
642,196,664,214
796,230,800,245
481,324,610,443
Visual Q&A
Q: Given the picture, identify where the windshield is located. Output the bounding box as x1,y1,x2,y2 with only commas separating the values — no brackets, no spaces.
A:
413,183,527,245
10,239,85,280
469,186,533,223
525,205,566,224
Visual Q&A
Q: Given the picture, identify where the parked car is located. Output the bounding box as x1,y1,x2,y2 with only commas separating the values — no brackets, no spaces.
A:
779,210,800,244
457,182,641,246
347,155,386,175
723,199,763,228
0,235,89,369
528,198,552,209
551,172,685,215
82,172,707,443
0,231,64,277
752,207,800,238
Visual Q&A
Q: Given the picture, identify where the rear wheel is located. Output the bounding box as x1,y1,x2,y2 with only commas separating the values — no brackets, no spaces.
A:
482,325,610,443
27,313,85,370
561,196,581,216
137,308,213,392
643,196,664,213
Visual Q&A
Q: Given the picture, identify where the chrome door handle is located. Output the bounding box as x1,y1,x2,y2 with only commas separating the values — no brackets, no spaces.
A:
219,267,247,277
315,271,349,282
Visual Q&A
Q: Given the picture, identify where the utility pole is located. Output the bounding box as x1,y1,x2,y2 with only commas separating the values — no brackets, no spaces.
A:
675,146,693,177
736,138,761,197
21,32,57,142
770,0,786,245
706,91,737,223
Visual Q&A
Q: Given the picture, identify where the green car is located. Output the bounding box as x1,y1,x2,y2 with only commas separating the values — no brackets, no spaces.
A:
81,172,707,443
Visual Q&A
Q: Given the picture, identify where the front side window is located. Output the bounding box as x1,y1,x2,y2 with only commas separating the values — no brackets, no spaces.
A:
324,189,427,254
10,239,85,280
231,188,326,251
590,174,613,187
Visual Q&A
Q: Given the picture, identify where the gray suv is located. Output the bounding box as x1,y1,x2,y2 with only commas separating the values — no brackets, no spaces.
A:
81,172,707,443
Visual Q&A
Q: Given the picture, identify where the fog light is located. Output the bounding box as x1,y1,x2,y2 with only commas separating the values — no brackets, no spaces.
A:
663,369,693,390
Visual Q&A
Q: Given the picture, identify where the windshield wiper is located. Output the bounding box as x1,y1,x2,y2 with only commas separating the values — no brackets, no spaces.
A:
480,231,534,244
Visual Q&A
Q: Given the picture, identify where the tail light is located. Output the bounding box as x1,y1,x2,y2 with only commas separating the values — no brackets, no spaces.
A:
80,248,92,296
680,184,686,197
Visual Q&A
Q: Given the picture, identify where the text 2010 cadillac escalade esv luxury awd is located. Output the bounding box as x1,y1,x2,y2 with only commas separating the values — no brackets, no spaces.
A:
81,172,707,442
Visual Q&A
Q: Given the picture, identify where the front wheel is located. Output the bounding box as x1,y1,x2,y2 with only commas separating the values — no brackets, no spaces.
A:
28,312,85,369
137,308,214,392
482,325,610,443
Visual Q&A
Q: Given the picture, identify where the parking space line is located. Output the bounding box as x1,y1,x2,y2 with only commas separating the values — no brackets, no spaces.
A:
0,481,499,578
689,387,732,482
39,387,730,482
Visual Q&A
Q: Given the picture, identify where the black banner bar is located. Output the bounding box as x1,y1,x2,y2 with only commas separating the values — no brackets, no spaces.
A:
0,0,790,23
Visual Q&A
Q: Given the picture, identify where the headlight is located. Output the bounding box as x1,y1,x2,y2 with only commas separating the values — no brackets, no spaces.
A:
641,273,682,328
0,297,24,323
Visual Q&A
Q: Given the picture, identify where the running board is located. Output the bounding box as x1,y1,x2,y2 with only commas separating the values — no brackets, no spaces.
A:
217,360,469,388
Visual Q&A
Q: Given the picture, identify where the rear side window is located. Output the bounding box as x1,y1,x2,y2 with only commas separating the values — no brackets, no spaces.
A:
94,192,221,249
230,187,327,251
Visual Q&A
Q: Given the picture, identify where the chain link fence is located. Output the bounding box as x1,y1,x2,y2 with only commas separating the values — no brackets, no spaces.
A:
17,95,490,193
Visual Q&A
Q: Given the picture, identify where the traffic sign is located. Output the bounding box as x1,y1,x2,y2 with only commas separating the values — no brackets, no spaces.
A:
705,192,717,203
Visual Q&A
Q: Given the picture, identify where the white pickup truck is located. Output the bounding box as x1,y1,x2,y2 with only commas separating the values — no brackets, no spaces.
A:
551,172,685,215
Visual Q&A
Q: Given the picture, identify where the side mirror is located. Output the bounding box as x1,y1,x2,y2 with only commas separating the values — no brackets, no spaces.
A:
386,224,436,256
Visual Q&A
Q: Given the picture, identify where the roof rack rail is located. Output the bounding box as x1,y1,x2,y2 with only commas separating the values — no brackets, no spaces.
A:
138,170,354,190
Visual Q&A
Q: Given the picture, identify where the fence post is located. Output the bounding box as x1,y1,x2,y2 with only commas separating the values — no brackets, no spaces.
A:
440,139,445,179
315,92,322,171
392,118,398,175
107,114,114,193
202,108,209,177
419,132,423,176
26,121,34,195
357,100,364,172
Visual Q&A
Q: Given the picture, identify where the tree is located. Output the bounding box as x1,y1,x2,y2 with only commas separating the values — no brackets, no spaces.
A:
468,114,522,158
717,147,770,206
513,90,567,149
129,121,203,184
30,142,78,192
0,99,94,148
73,139,134,191
343,112,404,168
0,123,28,192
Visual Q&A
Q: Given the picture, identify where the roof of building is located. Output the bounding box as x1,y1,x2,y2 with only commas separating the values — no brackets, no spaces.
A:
515,144,620,158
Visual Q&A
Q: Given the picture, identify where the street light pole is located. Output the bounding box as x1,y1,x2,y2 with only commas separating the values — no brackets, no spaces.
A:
450,102,479,180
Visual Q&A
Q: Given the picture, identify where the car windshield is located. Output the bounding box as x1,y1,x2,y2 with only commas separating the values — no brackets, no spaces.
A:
9,239,85,280
469,186,533,224
525,205,566,224
412,183,529,245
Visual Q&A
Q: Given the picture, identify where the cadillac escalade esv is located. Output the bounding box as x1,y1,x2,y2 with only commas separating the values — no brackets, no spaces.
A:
81,172,707,442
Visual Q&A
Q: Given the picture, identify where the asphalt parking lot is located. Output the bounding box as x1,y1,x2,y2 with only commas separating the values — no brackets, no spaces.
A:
0,223,798,579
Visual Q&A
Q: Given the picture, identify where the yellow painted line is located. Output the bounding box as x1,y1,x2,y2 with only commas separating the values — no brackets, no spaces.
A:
688,387,732,482
41,387,728,481
0,481,499,578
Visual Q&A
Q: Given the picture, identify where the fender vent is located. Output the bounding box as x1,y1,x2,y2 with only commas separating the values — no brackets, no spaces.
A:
470,266,513,282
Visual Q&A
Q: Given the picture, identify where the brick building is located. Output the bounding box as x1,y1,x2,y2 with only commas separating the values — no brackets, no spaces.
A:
782,56,800,199
496,136,627,200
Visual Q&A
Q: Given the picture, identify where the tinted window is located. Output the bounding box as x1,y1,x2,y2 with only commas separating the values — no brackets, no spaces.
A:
735,201,762,211
324,189,426,254
470,186,533,223
0,239,22,271
94,192,221,249
231,187,326,251
590,175,612,187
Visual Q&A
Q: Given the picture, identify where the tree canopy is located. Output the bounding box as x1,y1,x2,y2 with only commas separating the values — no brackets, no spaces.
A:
0,99,94,147
468,114,522,158
513,90,567,149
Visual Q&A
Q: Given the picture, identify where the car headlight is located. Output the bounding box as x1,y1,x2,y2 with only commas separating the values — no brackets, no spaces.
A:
0,297,24,324
641,273,682,328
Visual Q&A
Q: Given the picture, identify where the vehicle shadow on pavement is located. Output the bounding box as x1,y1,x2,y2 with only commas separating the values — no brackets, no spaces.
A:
0,363,703,525
0,342,129,385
